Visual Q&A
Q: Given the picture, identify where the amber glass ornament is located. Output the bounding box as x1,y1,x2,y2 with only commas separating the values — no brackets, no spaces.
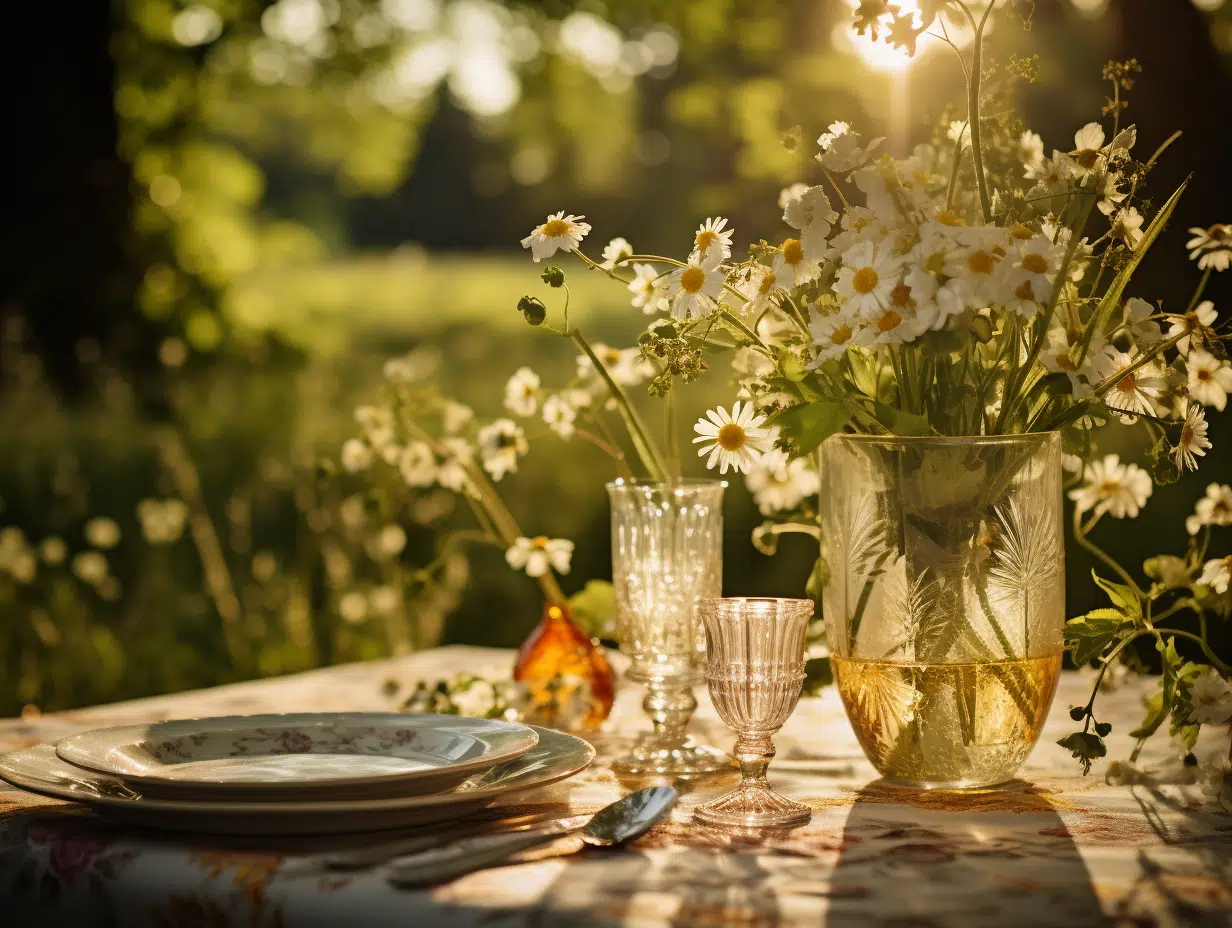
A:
513,603,616,730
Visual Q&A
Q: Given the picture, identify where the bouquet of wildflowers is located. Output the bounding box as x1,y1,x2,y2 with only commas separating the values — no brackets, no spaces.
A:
508,1,1232,776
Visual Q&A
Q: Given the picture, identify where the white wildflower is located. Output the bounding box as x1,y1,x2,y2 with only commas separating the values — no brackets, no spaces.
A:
1175,403,1212,474
816,121,884,173
521,212,591,262
1189,667,1232,724
1068,453,1153,519
442,401,474,434
745,449,819,515
399,442,437,487
504,366,541,417
693,401,773,474
1110,206,1144,250
375,524,407,560
1069,122,1107,179
340,438,373,473
690,217,734,262
1188,483,1232,535
599,237,633,270
666,249,726,320
836,240,903,319
436,438,475,494
1187,224,1232,272
628,263,668,314
578,344,652,387
1167,300,1218,357
505,536,573,577
809,306,868,364
1187,349,1232,411
477,419,527,481
542,394,577,439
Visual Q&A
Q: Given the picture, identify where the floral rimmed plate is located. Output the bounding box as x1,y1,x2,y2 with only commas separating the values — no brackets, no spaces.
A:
53,713,537,801
1,727,593,835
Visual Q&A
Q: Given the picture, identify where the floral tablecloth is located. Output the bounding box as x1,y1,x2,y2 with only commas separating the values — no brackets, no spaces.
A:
1,646,1229,927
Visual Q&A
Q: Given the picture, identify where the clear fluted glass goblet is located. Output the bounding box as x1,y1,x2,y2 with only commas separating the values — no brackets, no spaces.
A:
607,479,729,777
694,597,813,829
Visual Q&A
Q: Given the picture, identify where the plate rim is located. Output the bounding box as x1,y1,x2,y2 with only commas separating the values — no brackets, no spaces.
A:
3,726,594,816
53,712,539,796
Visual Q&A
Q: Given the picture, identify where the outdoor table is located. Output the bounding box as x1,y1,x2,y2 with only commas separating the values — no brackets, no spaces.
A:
0,645,1228,926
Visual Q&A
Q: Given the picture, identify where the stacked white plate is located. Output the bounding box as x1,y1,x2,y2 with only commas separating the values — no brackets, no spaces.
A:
0,713,594,835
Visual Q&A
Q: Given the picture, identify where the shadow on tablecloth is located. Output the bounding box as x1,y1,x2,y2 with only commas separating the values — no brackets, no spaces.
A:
825,780,1109,927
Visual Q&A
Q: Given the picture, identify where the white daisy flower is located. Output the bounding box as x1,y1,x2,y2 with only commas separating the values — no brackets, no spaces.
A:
505,536,573,577
690,217,734,262
1189,667,1232,723
577,344,652,387
599,237,633,270
340,439,373,473
1167,301,1219,357
1039,327,1097,400
1187,224,1232,272
1068,453,1153,519
1026,150,1077,201
399,442,437,487
809,307,868,365
442,401,474,434
436,438,475,494
1103,351,1167,423
693,402,773,474
1188,483,1232,535
779,235,823,286
504,366,541,417
85,517,121,550
542,394,577,439
745,449,819,516
1175,403,1212,474
628,263,669,314
835,240,903,318
136,499,188,545
1095,171,1127,216
816,121,884,173
1122,297,1162,348
520,211,591,262
1002,234,1060,314
1187,349,1232,411
738,258,786,316
666,250,726,320
1110,207,1145,250
943,239,1003,309
782,184,837,243
477,419,527,481
1069,121,1107,178
1018,130,1045,173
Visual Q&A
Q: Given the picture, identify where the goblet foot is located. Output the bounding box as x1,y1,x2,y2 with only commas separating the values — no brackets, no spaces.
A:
611,735,729,778
693,781,811,829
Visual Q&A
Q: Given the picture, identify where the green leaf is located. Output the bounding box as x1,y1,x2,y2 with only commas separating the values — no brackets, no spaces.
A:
873,402,933,436
1056,731,1106,775
567,580,616,640
769,400,850,456
1064,609,1129,666
1092,570,1141,619
846,350,882,400
1129,686,1170,740
801,656,833,696
806,554,830,600
1143,555,1190,592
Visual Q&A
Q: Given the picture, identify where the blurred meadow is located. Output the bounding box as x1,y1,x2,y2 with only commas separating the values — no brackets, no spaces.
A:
3,0,1231,714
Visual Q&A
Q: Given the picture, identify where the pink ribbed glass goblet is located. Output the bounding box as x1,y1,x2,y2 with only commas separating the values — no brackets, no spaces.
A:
695,597,813,829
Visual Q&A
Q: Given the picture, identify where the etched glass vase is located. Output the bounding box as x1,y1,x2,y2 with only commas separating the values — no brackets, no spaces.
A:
607,479,729,777
819,433,1064,789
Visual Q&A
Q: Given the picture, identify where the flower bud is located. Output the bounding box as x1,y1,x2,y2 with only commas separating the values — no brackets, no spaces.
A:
969,315,994,343
1069,706,1086,721
1094,721,1112,737
517,296,547,326
649,320,677,340
540,266,565,288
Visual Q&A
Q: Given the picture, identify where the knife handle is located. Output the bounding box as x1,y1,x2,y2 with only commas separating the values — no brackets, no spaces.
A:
385,824,574,888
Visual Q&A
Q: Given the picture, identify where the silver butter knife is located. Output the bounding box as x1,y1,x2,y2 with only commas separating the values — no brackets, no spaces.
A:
386,785,677,889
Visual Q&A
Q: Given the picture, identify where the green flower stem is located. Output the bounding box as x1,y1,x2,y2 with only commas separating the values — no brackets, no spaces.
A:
570,329,668,482
957,1,995,223
975,574,1018,661
719,310,775,356
944,119,968,212
1091,328,1187,397
1072,509,1143,597
664,388,681,481
1185,266,1213,313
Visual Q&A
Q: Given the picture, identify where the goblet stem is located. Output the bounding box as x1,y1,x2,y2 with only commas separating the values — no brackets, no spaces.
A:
734,733,774,786
645,679,697,748
612,676,727,777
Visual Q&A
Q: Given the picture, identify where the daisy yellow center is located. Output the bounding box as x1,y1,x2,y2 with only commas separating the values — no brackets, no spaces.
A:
695,230,718,251
782,239,804,265
1117,373,1136,393
530,536,550,549
1212,226,1231,244
896,231,919,254
680,266,706,293
1021,253,1048,274
1097,480,1122,498
889,283,915,311
1015,280,1035,301
852,266,879,294
877,310,903,332
967,250,995,275
758,272,776,294
1010,223,1034,240
1197,368,1213,383
602,349,621,363
1181,424,1194,446
935,209,966,227
716,423,747,452
1074,149,1100,170
924,251,946,275
831,324,853,345
542,219,570,237
1054,352,1077,372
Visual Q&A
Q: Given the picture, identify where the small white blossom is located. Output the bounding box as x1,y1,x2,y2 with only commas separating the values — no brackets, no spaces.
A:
542,394,577,439
628,263,669,314
1187,224,1232,272
1069,122,1106,179
1175,403,1212,473
690,217,734,262
1102,352,1166,423
693,401,773,474
1188,483,1232,535
1018,130,1045,173
577,344,652,387
1110,206,1145,250
745,449,819,515
778,182,808,209
836,240,903,319
1068,453,1153,519
599,237,633,270
520,212,591,262
1199,556,1232,595
1190,667,1232,724
505,536,573,577
1167,300,1218,357
816,121,884,173
666,250,726,320
399,442,437,487
341,438,373,473
809,307,868,364
504,367,541,417
1122,297,1162,348
436,438,475,493
477,419,527,481
85,517,121,550
442,401,473,434
1187,349,1232,411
